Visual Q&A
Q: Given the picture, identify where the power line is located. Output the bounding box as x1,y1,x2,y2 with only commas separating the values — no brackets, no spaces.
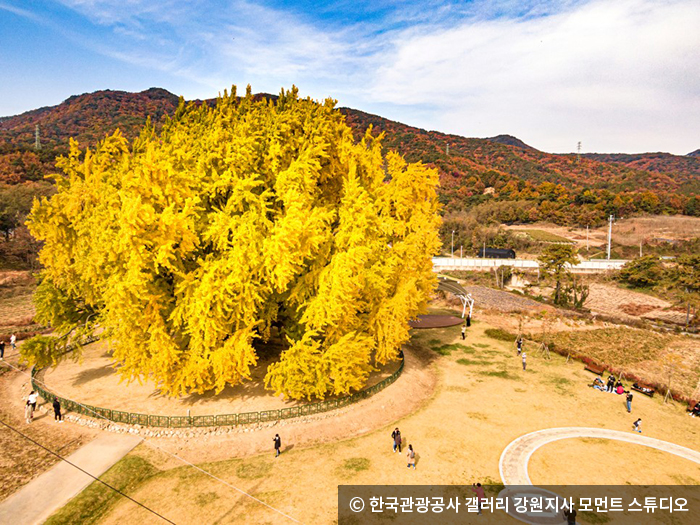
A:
0,418,176,524
1,359,303,524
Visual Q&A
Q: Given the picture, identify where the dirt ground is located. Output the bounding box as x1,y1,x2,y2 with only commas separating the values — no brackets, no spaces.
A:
42,340,403,416
51,318,699,524
505,216,700,251
585,282,687,325
0,363,98,501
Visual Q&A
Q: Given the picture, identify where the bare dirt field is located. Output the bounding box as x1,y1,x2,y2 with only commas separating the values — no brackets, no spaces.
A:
42,318,700,524
505,216,700,251
584,282,687,325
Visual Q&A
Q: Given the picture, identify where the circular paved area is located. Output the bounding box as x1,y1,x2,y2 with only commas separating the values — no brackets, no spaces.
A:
499,427,700,486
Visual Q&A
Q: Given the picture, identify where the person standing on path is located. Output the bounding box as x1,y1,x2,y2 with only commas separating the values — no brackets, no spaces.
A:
27,390,38,415
24,400,33,424
53,398,63,422
471,483,485,515
461,324,466,340
633,418,642,433
273,433,281,457
10,333,16,352
391,428,402,453
626,391,633,413
521,352,527,371
406,444,416,469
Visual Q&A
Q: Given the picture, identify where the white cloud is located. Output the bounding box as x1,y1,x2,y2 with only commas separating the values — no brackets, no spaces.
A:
49,0,700,153
369,0,700,153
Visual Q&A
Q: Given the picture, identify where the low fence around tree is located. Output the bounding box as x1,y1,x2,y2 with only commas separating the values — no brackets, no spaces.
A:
31,342,405,428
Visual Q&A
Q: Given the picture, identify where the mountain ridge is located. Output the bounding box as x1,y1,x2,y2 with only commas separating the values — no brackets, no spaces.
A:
1,88,698,223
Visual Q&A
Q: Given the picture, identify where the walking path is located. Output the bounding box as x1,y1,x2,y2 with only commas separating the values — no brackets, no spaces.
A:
499,427,700,485
0,433,142,525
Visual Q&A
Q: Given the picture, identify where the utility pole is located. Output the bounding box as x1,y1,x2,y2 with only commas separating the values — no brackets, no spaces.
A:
586,225,589,255
460,245,463,259
446,143,450,156
35,124,41,150
577,141,581,163
639,238,643,258
607,214,614,260
451,230,455,258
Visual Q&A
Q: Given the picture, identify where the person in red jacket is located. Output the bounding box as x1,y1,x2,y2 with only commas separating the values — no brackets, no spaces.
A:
471,483,485,515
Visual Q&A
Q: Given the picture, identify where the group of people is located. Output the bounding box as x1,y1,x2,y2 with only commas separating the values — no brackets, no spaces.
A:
590,375,635,413
391,427,416,469
516,338,527,370
0,333,17,360
24,391,63,424
689,402,700,418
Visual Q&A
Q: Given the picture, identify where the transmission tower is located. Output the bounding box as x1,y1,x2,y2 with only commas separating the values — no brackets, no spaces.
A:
576,141,581,163
35,124,41,150
446,143,450,156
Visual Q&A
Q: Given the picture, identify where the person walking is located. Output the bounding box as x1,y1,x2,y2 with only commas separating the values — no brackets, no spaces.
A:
24,400,33,424
633,418,642,433
472,483,485,515
0,340,5,360
406,444,416,469
391,428,402,453
273,433,281,457
563,505,577,525
10,333,16,352
461,324,466,340
516,337,523,356
53,397,63,423
626,391,633,413
521,352,527,371
27,390,38,415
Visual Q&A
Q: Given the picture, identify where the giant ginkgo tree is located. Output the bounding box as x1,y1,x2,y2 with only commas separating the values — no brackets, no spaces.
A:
24,86,441,399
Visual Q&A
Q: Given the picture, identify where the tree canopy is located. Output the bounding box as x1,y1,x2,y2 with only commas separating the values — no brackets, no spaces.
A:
538,244,579,305
25,86,441,399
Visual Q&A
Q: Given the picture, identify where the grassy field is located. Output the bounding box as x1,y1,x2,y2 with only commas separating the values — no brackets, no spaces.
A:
532,326,700,399
517,229,575,244
44,318,700,524
0,270,43,341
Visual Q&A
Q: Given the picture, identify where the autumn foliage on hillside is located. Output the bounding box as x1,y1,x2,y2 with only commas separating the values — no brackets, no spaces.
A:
341,109,700,226
0,88,180,151
23,87,441,399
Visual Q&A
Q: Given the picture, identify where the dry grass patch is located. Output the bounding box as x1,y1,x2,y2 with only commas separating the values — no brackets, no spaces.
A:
537,327,700,398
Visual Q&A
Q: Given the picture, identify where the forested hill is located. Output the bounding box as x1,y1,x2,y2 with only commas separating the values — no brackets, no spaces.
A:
1,88,698,223
0,88,180,153
340,108,700,196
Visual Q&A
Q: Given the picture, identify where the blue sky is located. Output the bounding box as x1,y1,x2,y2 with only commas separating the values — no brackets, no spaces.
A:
1,0,699,154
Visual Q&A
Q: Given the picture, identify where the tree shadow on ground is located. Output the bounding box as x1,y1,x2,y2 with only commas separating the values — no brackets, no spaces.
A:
71,363,114,387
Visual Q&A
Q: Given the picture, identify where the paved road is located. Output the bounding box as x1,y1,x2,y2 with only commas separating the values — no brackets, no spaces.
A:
499,426,700,486
0,433,142,525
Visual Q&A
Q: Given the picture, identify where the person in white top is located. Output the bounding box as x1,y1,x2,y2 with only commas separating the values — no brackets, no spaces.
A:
10,333,16,351
27,391,38,414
